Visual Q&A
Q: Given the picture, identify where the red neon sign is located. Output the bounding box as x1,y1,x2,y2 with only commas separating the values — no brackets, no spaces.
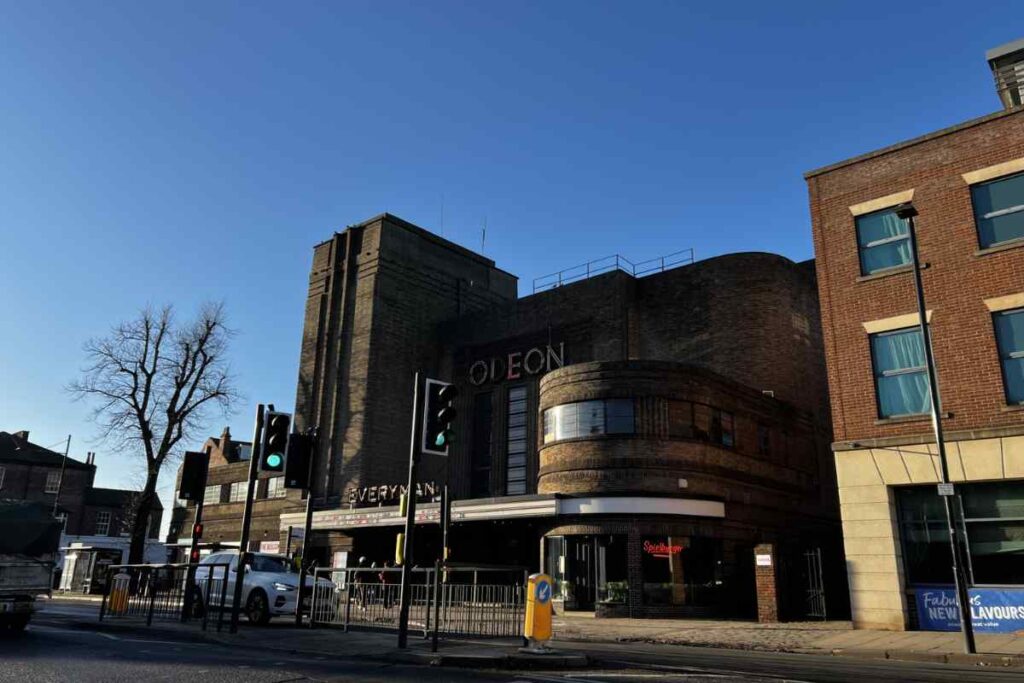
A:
643,540,684,557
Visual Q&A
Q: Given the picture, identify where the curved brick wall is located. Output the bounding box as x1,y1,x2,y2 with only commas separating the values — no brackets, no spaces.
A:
537,360,823,518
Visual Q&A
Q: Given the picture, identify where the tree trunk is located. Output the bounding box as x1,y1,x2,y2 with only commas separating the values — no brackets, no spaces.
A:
128,469,160,564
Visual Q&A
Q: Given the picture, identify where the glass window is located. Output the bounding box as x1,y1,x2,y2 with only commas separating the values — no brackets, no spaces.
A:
542,399,636,444
641,536,722,606
45,471,61,494
994,308,1024,405
544,536,568,601
856,208,911,275
596,536,629,604
971,171,1024,248
204,484,222,506
266,476,285,499
605,399,635,434
0,466,5,490
471,392,493,497
898,482,1024,586
506,386,528,495
757,424,771,456
95,511,111,536
229,481,247,503
870,327,930,418
710,409,735,447
55,512,68,533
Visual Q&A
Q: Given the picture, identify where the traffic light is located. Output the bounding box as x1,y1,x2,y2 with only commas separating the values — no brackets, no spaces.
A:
422,379,458,456
192,522,204,540
190,547,201,563
178,451,209,501
260,411,291,473
284,432,313,489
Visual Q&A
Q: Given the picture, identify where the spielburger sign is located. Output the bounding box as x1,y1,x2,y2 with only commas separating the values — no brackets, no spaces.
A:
469,342,565,386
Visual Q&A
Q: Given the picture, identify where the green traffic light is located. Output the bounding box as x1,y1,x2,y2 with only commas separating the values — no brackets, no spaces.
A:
266,453,283,468
434,430,453,448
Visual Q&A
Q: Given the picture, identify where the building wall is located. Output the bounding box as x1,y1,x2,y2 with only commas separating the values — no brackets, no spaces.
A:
807,107,1024,630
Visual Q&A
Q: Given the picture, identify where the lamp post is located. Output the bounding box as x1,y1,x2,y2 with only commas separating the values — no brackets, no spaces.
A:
895,203,976,654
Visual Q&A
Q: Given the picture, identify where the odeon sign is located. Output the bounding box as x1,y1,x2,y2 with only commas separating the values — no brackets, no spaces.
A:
469,342,565,386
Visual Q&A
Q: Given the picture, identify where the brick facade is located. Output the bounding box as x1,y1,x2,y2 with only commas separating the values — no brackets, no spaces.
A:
808,105,1024,629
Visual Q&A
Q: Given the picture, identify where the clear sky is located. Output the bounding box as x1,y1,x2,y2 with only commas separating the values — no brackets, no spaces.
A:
1,1,1021,534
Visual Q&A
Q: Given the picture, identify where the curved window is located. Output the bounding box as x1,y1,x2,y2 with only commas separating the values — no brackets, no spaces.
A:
543,399,634,444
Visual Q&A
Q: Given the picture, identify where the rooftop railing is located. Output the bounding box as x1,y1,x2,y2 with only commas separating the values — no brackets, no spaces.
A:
532,248,694,293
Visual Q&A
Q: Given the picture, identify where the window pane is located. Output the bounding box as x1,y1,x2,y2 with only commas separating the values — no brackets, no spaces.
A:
876,372,930,417
857,210,911,274
555,403,578,440
204,485,221,505
507,426,527,441
506,385,530,496
973,173,1024,247
962,481,1024,519
896,487,953,585
995,310,1024,404
543,409,555,444
578,401,605,436
508,412,526,427
872,328,926,372
605,399,635,434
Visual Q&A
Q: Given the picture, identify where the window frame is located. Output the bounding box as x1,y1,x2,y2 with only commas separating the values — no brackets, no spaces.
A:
266,476,286,499
993,307,1024,406
855,207,912,276
0,465,5,490
203,484,222,506
95,510,111,536
869,326,930,419
970,170,1024,250
542,398,636,445
44,471,61,494
229,481,247,503
505,385,529,496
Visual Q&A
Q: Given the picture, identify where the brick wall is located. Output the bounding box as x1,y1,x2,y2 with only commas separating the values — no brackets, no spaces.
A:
808,108,1024,445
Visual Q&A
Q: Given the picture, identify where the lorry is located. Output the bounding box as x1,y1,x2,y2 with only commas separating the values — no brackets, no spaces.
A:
0,500,62,632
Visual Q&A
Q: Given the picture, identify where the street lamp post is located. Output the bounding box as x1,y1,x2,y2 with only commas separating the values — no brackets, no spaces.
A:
896,203,976,654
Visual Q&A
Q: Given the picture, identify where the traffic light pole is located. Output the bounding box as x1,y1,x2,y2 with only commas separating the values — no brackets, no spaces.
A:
230,403,264,634
181,494,205,622
397,372,424,649
295,427,318,627
901,205,976,655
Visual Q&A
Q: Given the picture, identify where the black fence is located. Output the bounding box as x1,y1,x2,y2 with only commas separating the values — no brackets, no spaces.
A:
98,562,231,632
310,563,527,640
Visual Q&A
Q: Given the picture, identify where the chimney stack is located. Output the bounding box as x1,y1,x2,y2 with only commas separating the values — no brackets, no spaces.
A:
13,430,29,441
988,38,1024,110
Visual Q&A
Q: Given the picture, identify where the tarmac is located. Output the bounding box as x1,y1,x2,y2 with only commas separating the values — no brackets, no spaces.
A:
45,593,1024,670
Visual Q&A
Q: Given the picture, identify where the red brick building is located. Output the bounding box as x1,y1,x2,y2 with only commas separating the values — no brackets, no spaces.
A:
807,40,1024,630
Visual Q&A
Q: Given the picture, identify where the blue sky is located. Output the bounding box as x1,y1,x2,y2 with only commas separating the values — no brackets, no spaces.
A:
1,1,1020,531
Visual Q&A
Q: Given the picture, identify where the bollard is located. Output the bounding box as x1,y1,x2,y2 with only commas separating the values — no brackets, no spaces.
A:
521,573,553,654
107,571,132,616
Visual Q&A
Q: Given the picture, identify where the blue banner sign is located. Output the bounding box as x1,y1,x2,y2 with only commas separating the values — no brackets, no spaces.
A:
915,588,1024,633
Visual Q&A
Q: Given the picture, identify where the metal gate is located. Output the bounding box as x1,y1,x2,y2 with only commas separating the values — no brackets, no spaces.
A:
803,548,827,620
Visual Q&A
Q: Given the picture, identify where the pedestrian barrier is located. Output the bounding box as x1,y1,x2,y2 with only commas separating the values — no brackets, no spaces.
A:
309,563,527,640
98,562,231,631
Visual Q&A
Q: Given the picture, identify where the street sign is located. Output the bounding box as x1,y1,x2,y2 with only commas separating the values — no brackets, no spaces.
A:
937,483,955,496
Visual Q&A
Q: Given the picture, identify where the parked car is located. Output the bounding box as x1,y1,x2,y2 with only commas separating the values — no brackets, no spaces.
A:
191,550,330,625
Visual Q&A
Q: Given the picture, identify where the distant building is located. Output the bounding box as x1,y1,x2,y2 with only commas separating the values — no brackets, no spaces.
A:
806,40,1024,631
166,427,304,560
0,430,164,592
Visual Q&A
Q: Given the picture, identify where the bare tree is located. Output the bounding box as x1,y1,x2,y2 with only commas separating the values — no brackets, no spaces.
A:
70,304,238,563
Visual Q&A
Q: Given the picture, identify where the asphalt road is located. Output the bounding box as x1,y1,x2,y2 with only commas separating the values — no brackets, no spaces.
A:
7,600,1023,683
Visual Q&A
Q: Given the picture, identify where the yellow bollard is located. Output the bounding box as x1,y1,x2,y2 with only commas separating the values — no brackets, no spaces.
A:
523,573,553,653
108,572,131,615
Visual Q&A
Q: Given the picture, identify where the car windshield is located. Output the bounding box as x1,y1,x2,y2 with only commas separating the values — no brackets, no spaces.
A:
250,555,291,573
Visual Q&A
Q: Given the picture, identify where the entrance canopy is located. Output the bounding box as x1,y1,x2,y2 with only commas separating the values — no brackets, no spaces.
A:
280,494,725,532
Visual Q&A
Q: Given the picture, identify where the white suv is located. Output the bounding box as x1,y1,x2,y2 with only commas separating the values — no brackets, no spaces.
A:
192,551,328,625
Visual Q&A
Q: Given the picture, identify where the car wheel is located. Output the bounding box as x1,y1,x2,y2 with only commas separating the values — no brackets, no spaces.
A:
246,589,270,626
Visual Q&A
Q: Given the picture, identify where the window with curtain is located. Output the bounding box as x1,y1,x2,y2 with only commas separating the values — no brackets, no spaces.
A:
506,386,528,495
971,171,1024,249
856,208,911,275
870,327,930,418
994,308,1024,405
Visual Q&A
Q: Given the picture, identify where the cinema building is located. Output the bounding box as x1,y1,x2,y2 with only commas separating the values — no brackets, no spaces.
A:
281,213,843,620
807,41,1024,631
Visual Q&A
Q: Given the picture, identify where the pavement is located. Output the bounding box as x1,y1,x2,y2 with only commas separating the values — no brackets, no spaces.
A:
42,594,1024,671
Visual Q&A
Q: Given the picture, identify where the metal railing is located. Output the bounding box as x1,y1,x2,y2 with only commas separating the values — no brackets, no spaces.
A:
532,248,694,293
98,562,230,632
309,563,527,640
